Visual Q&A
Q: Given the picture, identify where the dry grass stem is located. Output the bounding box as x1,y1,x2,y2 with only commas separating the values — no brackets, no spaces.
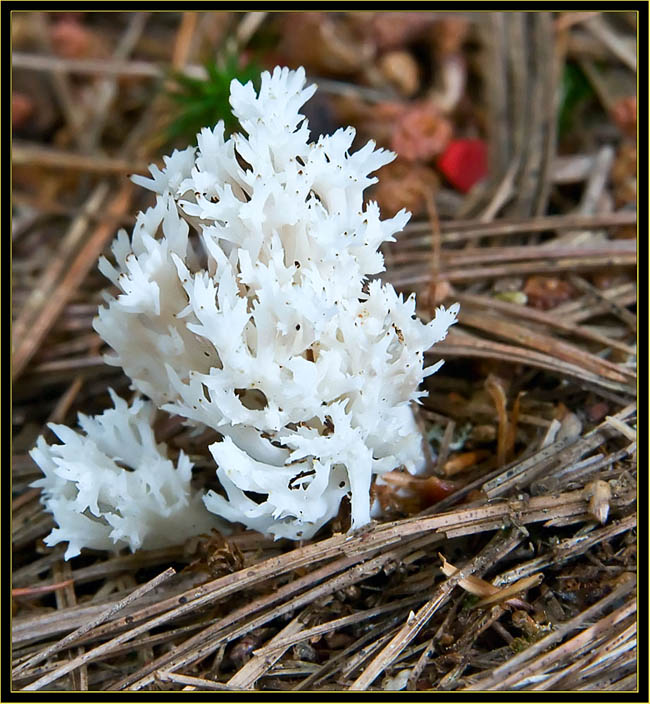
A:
462,575,636,690
12,142,150,174
20,567,176,690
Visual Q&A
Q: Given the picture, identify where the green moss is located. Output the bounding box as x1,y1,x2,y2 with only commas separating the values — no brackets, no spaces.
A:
558,62,595,137
166,52,261,144
461,593,481,611
510,636,530,653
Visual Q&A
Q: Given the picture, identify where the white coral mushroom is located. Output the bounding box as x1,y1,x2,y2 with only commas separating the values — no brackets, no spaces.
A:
32,66,459,553
29,391,216,559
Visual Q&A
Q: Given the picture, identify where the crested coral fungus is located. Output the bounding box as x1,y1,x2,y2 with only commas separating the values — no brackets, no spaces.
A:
31,66,458,556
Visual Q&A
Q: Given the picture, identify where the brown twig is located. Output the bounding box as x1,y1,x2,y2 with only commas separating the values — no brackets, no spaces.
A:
154,670,234,691
12,142,150,174
227,611,309,689
12,579,75,598
348,530,524,690
113,534,442,690
583,14,636,71
430,328,635,397
20,567,176,690
12,181,133,380
401,210,636,241
454,292,635,356
458,309,634,383
462,575,636,690
389,251,636,287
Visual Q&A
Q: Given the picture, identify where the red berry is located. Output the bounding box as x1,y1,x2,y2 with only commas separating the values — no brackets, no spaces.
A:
437,138,488,193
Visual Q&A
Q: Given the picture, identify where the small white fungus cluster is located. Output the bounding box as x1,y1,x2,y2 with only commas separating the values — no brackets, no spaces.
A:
30,392,214,560
30,66,458,556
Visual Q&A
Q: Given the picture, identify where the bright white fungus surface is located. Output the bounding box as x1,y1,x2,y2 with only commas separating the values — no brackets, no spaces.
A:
30,392,214,560
30,66,459,556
